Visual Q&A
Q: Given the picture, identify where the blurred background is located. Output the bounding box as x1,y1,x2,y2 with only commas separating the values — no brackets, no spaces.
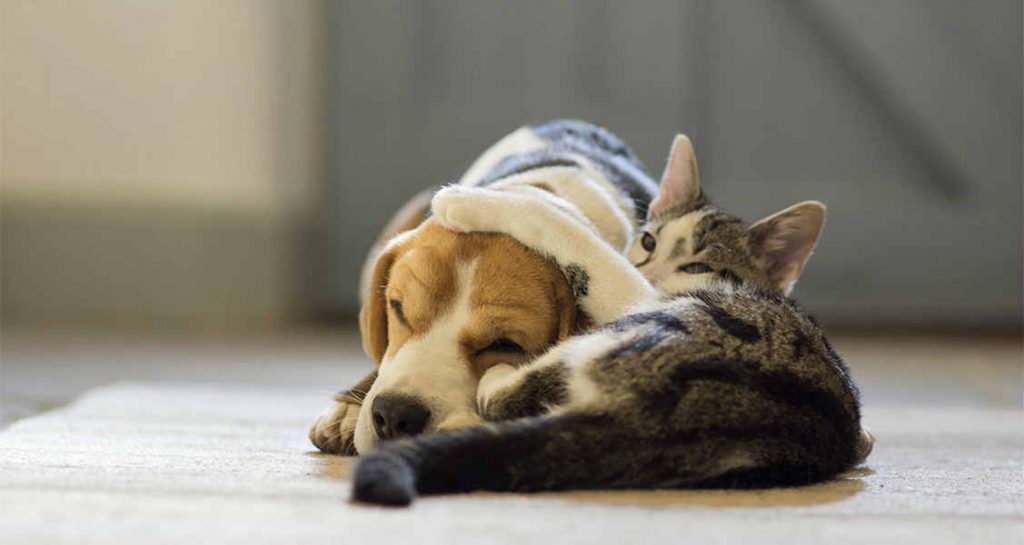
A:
1,1,1021,422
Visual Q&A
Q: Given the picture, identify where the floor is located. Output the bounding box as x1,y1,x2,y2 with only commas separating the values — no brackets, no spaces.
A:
1,327,1021,544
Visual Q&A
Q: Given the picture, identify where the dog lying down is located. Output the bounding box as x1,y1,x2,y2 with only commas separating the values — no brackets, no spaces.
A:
310,120,658,455
313,120,871,506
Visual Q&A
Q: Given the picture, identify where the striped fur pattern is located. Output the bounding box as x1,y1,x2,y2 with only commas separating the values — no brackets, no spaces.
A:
475,119,658,219
351,134,867,506
459,119,659,254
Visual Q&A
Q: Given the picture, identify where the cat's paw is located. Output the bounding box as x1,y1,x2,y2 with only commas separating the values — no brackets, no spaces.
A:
476,363,517,416
431,186,507,234
309,399,361,455
854,426,876,464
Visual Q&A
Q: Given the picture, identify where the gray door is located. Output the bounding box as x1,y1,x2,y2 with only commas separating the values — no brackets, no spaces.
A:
325,0,1022,328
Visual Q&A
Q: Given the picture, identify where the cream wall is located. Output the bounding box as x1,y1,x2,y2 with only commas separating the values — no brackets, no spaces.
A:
1,1,328,326
3,0,323,213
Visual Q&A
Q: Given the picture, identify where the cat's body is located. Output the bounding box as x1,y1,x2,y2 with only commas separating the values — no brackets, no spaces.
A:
352,136,869,506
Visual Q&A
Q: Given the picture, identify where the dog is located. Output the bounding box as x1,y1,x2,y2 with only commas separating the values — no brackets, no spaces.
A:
310,120,658,454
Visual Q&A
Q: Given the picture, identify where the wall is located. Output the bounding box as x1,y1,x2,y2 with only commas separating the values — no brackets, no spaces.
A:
2,0,327,327
323,0,1022,329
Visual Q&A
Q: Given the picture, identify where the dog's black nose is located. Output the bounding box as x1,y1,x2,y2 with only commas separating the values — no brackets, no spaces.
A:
371,395,431,440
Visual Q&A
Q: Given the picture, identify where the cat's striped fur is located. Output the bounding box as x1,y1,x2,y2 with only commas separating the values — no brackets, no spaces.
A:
351,134,869,506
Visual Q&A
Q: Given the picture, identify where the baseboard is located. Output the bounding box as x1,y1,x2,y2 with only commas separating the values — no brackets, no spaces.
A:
1,200,321,328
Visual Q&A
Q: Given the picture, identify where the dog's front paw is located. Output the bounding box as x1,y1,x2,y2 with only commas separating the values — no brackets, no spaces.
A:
431,186,505,234
309,400,361,455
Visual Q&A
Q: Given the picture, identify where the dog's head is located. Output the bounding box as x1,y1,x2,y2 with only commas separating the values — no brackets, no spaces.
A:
354,220,579,453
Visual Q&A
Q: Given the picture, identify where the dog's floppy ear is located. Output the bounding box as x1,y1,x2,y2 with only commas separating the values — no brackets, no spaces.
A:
358,189,433,304
551,271,589,341
359,242,403,364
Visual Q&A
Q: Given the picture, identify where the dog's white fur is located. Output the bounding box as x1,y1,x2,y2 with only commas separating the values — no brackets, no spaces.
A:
433,185,656,324
350,127,648,452
354,260,485,453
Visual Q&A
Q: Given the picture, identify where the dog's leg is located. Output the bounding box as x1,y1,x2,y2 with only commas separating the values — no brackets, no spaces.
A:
309,371,376,455
432,186,657,325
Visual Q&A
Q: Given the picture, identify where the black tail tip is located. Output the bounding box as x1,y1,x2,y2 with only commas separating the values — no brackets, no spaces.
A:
351,452,417,507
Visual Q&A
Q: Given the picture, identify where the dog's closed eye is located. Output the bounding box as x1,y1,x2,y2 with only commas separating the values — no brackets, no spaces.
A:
468,338,527,378
481,338,524,354
389,299,410,328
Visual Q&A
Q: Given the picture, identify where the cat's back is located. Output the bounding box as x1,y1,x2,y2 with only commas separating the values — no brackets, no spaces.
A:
678,283,854,391
466,119,658,218
601,282,860,413
590,282,864,476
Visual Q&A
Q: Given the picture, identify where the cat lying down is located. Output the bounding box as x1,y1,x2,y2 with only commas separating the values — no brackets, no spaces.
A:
351,134,873,506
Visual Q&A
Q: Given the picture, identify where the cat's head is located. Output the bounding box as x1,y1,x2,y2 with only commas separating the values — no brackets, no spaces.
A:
628,135,825,296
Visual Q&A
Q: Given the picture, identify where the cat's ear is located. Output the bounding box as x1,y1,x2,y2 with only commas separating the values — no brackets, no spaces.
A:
747,201,826,294
649,134,701,218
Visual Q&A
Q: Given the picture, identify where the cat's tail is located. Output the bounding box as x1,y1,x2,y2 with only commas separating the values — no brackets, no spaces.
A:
350,414,607,506
350,412,849,506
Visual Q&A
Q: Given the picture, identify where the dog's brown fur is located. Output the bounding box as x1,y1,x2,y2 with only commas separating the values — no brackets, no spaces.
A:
311,119,654,454
364,221,577,372
312,219,579,454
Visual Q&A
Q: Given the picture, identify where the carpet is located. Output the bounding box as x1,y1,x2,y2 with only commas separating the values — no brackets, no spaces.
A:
0,382,1020,544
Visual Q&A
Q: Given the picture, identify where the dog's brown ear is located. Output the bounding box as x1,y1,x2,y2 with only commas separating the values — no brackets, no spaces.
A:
358,189,434,305
552,272,589,341
359,243,402,364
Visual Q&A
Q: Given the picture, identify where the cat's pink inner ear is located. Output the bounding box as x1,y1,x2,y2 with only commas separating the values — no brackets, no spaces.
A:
650,134,701,217
749,202,826,293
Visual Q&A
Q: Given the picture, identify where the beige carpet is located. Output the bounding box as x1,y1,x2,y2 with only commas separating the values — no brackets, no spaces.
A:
1,381,1021,545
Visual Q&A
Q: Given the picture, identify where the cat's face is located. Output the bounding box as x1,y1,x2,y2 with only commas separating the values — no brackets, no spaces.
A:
631,135,825,297
629,208,757,294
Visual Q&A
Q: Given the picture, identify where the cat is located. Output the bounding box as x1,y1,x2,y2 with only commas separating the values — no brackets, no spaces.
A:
350,135,871,506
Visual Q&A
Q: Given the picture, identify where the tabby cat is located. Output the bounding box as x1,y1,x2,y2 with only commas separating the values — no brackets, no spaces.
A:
351,135,870,506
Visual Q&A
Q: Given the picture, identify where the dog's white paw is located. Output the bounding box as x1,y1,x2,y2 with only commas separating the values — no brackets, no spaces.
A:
309,400,361,455
476,363,518,415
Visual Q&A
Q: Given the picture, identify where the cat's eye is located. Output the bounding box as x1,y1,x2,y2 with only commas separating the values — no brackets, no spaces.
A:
482,338,524,354
641,232,657,252
678,262,713,274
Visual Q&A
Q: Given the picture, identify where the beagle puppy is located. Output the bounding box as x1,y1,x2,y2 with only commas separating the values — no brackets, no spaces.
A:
310,120,658,454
